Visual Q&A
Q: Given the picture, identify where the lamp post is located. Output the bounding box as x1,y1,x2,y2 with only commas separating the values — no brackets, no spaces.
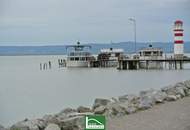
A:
129,18,137,54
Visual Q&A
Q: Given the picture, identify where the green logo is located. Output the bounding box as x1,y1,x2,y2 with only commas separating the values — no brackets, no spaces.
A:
85,115,105,130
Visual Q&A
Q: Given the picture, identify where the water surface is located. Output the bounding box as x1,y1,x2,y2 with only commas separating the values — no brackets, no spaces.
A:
0,55,190,126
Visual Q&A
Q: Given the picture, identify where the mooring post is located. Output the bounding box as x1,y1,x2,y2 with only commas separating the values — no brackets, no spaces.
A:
40,63,42,70
180,61,183,69
175,61,177,70
146,60,149,70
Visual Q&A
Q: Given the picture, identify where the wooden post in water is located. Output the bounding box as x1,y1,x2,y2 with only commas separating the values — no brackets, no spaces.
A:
175,61,177,70
180,61,183,69
146,60,149,70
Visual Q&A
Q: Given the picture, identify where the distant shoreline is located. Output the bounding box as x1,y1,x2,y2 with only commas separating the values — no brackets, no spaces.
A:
0,42,190,56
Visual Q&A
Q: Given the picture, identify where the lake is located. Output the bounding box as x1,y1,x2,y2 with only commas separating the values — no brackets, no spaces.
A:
0,55,190,126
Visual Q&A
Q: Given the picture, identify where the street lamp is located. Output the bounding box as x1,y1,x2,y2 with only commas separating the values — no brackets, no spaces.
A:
129,18,137,54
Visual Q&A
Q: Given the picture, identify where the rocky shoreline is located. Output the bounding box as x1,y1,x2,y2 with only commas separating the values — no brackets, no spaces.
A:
1,80,190,130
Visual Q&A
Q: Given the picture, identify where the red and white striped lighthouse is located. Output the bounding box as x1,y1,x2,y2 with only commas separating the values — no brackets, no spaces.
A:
174,20,184,58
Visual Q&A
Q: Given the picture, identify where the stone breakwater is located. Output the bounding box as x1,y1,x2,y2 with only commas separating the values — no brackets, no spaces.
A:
1,80,190,130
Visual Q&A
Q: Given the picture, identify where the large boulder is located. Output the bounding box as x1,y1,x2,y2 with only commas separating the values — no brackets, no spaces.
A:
138,89,167,110
110,102,137,116
77,106,92,113
56,108,78,121
94,106,107,115
166,95,177,101
58,108,77,115
183,80,190,89
60,116,84,130
107,103,126,117
118,94,139,104
94,101,137,117
10,119,46,130
162,84,186,98
42,115,60,125
92,98,111,110
44,124,60,130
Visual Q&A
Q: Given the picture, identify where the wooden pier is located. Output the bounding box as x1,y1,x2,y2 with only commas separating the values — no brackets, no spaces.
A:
117,58,190,70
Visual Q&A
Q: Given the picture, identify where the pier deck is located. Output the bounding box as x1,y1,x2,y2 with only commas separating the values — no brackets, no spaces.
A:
117,57,190,70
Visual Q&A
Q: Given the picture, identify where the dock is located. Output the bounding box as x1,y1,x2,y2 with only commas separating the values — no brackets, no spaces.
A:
117,57,190,70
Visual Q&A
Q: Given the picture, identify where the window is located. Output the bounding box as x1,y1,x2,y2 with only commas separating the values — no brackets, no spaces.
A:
75,57,79,61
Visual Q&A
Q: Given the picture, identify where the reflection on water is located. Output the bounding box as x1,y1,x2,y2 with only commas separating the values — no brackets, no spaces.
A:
0,55,190,126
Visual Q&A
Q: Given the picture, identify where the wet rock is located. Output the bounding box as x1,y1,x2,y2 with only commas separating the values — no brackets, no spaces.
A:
92,98,111,110
44,124,60,130
77,106,91,113
10,119,46,130
166,95,177,101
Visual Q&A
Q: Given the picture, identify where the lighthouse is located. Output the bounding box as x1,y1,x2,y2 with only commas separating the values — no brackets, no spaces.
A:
174,20,184,58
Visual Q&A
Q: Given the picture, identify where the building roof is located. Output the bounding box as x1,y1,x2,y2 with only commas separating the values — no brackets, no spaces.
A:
175,20,183,24
139,47,163,52
100,48,124,53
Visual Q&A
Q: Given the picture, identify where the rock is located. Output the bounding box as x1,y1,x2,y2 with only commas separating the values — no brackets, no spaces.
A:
153,91,167,103
77,106,91,113
56,108,78,121
118,94,139,103
126,106,137,114
116,102,137,115
162,85,186,97
138,95,153,110
183,80,190,89
59,108,77,115
111,97,118,103
44,124,60,130
94,106,107,114
60,116,84,130
92,98,111,110
0,125,5,130
109,103,126,117
166,95,177,101
42,115,59,125
138,89,166,110
185,89,190,96
10,119,46,130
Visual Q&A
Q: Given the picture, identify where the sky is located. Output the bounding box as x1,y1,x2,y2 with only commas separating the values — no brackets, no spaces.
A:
0,0,190,45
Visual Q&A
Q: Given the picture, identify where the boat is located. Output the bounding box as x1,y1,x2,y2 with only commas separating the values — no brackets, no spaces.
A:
66,42,93,67
97,48,124,67
139,45,164,69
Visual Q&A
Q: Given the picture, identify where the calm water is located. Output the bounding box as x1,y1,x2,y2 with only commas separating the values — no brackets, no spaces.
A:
0,55,190,126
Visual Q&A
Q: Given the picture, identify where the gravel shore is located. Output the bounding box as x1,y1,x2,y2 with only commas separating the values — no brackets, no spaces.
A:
107,96,190,130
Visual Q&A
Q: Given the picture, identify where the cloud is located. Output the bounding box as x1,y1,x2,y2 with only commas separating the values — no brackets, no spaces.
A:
0,0,189,43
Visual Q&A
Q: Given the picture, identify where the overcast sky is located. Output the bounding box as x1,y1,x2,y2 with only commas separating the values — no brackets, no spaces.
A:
0,0,189,45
